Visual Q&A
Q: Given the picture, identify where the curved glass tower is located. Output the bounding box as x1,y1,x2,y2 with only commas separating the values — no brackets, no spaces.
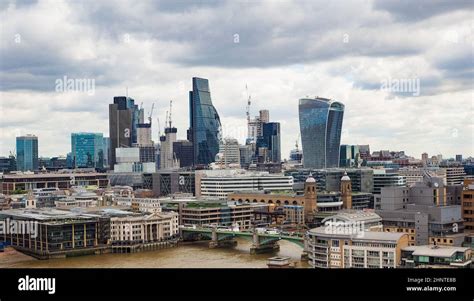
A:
299,97,344,169
189,77,222,166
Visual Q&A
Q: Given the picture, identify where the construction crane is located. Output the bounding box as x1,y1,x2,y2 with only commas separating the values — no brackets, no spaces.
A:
295,133,301,151
148,103,155,124
245,84,251,124
168,100,173,128
157,117,161,137
165,111,169,130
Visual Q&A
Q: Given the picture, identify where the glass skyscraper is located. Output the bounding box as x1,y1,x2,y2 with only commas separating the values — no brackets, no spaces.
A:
16,135,38,171
71,133,104,168
189,77,221,166
256,122,281,163
299,97,344,169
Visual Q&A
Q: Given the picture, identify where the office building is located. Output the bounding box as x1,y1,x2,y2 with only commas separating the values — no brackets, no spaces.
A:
462,179,474,233
339,144,360,168
151,170,195,197
102,137,110,168
456,155,463,163
228,174,317,223
114,147,155,173
442,166,466,185
197,169,294,200
306,227,409,268
173,140,194,168
16,135,38,171
0,156,16,173
216,138,241,166
71,132,104,169
109,96,139,168
256,122,281,163
179,202,264,230
0,208,110,259
1,172,109,195
188,77,222,166
376,175,465,247
298,97,344,169
398,168,447,187
372,169,406,195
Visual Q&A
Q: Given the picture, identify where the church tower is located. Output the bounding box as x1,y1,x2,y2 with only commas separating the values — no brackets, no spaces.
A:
340,171,352,209
304,173,318,219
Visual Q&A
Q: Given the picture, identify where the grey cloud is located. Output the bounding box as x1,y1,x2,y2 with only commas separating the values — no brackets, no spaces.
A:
373,0,473,22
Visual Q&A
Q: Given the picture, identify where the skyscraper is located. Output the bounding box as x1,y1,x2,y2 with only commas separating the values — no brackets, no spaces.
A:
299,97,344,169
16,135,38,171
189,77,221,166
109,96,139,168
256,122,281,163
71,133,104,169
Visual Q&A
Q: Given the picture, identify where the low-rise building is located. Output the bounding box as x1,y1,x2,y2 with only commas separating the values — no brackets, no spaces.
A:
462,179,474,233
401,245,472,268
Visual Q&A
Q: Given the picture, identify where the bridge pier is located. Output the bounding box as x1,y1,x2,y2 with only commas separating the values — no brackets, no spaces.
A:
208,227,237,249
250,231,279,254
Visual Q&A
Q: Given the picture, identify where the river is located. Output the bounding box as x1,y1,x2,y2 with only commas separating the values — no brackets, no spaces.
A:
0,238,310,268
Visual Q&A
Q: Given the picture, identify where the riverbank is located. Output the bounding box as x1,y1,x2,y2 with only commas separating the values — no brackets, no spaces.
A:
0,238,309,268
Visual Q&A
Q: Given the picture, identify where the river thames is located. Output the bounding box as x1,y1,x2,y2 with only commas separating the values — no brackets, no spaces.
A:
0,238,309,268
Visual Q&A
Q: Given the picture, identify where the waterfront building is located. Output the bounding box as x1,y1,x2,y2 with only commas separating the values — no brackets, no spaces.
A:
306,227,408,268
178,202,264,230
188,77,221,166
110,211,179,246
0,208,110,259
298,97,344,169
16,135,38,172
283,205,305,225
401,245,472,268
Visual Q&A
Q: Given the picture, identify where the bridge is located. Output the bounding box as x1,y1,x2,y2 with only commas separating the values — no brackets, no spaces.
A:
180,227,307,255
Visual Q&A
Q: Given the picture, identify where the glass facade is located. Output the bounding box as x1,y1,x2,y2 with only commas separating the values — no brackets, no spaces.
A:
257,122,281,163
299,98,344,169
71,133,104,168
16,135,38,171
189,77,221,166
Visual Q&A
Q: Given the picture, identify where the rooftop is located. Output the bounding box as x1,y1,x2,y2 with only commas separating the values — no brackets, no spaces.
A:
308,227,406,242
402,245,470,257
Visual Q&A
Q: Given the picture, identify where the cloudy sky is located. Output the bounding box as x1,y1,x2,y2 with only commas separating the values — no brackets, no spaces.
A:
0,0,472,160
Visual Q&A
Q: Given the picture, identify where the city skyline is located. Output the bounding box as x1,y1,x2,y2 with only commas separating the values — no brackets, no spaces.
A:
0,0,472,159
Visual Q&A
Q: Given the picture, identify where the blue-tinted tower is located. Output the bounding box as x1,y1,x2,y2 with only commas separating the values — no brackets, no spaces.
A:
299,97,344,169
189,77,221,166
71,132,104,168
16,135,38,171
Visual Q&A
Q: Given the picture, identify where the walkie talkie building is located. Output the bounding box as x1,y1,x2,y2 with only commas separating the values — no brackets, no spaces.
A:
299,97,344,169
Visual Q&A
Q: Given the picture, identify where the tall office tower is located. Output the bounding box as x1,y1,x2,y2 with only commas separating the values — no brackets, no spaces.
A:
16,134,38,171
256,122,281,163
218,138,241,166
456,154,463,162
109,96,139,168
189,77,221,166
239,144,254,168
71,133,104,169
299,97,344,169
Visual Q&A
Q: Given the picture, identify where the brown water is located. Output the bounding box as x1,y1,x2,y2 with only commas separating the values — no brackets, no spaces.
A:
0,238,309,268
